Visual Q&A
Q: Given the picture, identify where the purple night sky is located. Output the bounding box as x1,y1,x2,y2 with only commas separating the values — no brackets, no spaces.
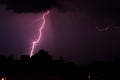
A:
0,0,120,64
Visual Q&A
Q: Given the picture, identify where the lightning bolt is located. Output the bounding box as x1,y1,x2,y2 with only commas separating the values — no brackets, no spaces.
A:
30,11,50,57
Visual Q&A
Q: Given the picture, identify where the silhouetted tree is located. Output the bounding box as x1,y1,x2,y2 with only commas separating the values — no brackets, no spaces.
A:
0,50,120,80
31,50,52,63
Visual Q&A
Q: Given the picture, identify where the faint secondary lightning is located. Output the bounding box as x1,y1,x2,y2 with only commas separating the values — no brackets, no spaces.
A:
30,11,50,57
96,26,109,32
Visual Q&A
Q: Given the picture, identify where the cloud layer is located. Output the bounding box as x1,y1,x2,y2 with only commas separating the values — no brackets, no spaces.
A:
1,0,120,23
0,0,61,13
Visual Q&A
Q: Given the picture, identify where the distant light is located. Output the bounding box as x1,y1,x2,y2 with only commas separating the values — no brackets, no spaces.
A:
1,78,5,80
88,75,90,79
1,76,6,80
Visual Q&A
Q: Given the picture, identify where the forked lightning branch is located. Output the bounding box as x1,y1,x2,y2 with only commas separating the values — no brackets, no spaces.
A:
30,11,50,57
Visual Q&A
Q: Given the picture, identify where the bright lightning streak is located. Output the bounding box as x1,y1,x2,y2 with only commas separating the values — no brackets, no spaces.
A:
30,11,50,57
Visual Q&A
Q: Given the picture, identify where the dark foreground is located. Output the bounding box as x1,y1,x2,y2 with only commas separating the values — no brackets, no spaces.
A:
0,50,120,80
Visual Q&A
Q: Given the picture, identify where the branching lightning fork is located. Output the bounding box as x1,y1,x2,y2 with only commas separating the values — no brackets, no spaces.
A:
30,11,50,57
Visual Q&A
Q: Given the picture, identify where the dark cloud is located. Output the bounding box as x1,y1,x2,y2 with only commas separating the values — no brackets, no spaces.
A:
1,0,120,24
89,0,120,20
1,0,120,15
0,0,61,13
68,0,120,19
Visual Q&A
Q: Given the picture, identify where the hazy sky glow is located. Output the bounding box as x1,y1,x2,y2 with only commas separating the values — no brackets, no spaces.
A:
0,0,120,64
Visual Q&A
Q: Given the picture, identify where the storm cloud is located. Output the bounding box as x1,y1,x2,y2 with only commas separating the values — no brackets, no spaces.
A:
0,0,61,13
1,0,120,20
